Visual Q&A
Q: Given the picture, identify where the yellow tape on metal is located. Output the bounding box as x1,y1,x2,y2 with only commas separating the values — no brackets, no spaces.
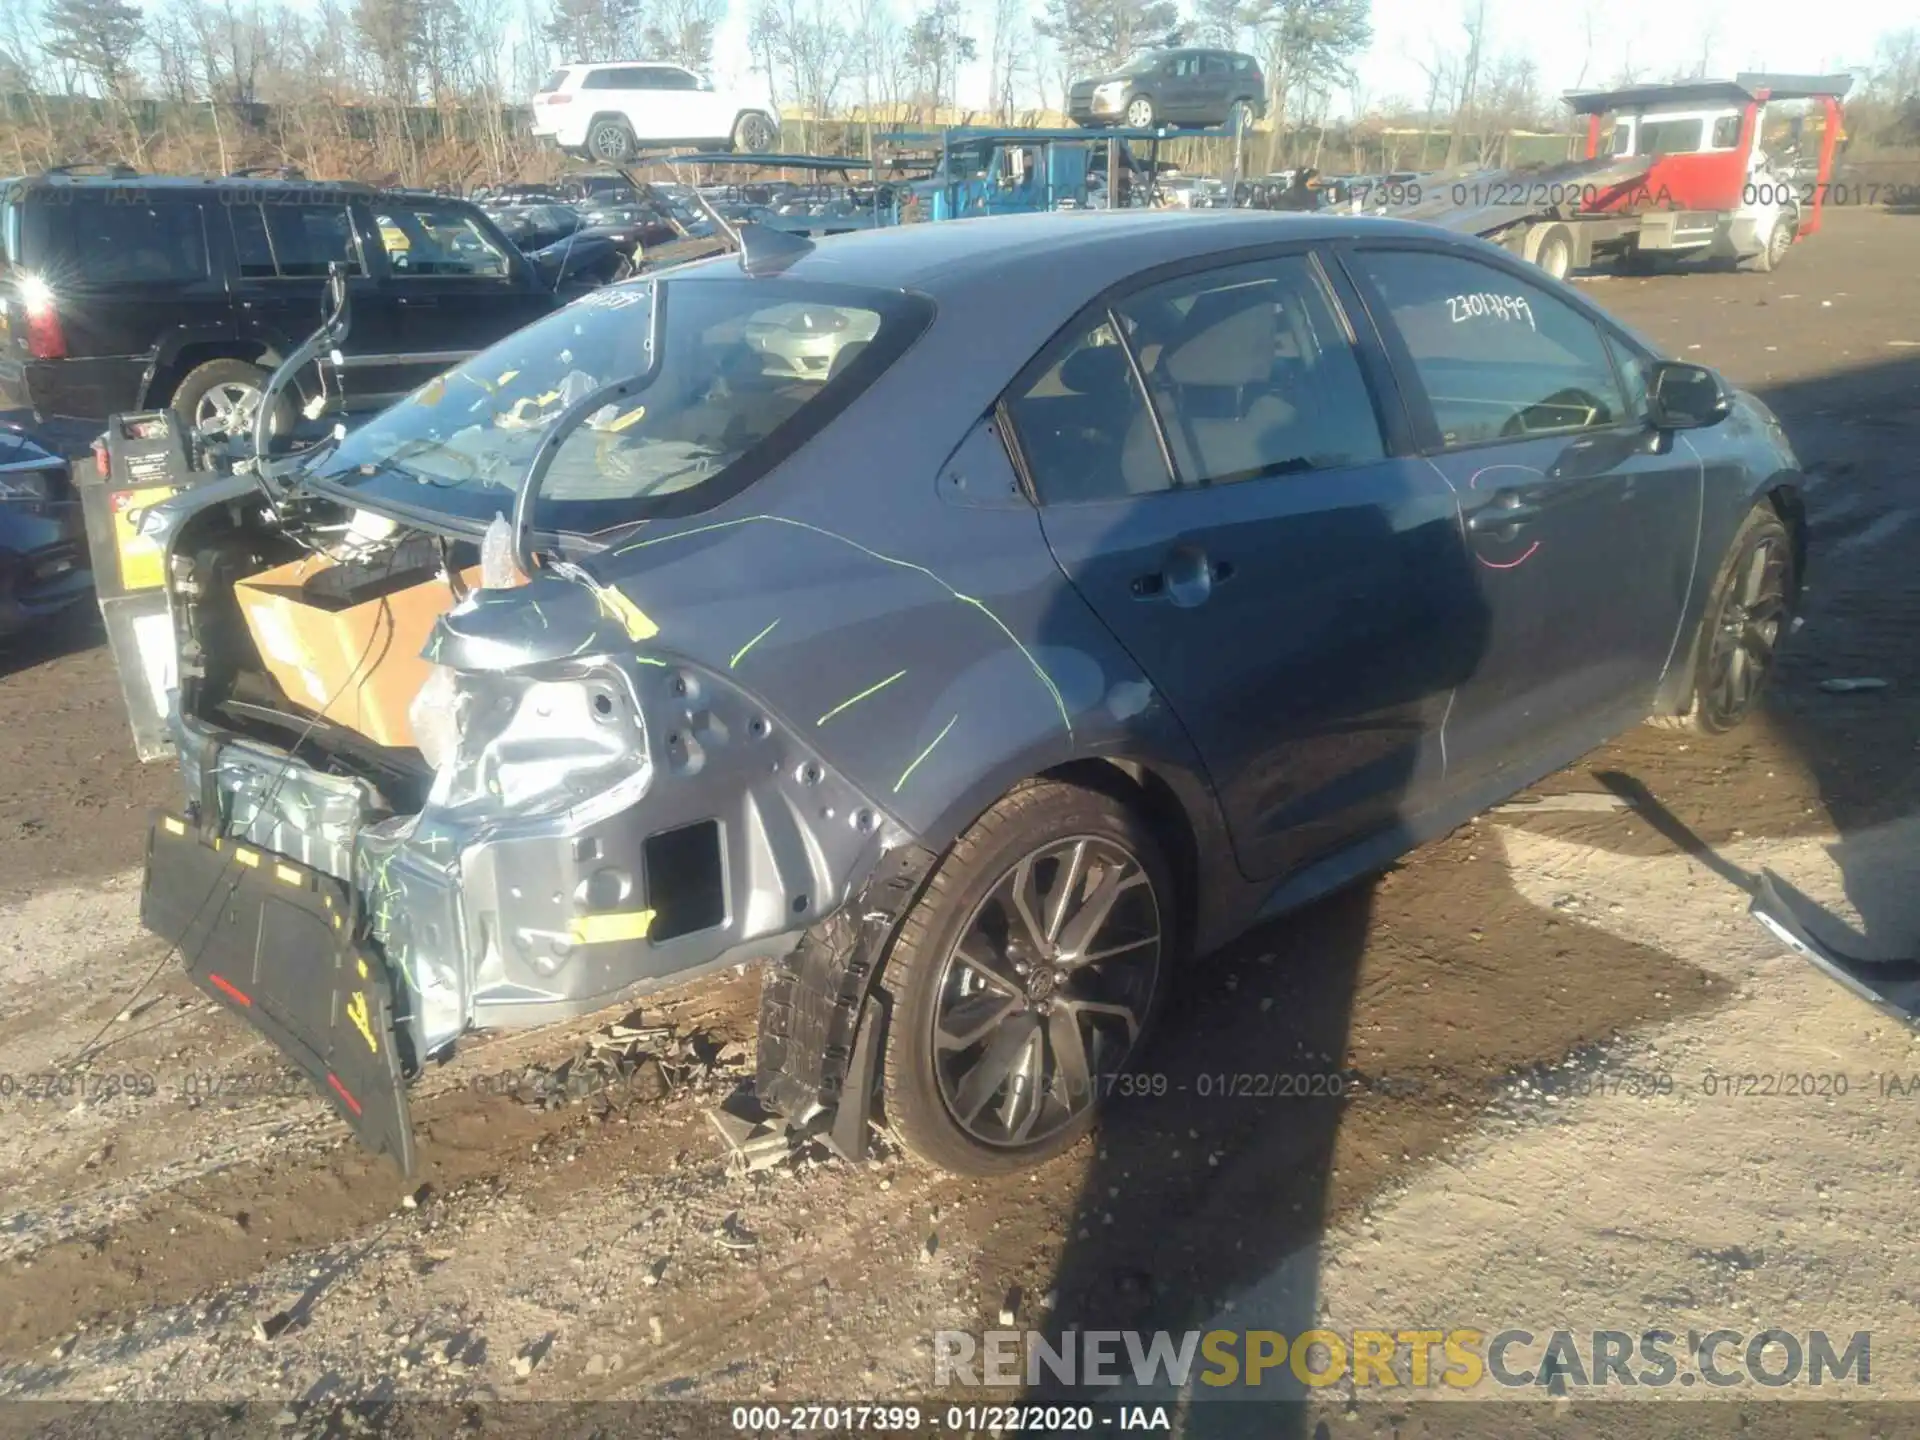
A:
568,910,656,945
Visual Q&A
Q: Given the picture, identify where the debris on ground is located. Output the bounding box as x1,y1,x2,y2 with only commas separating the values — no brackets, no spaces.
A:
715,1211,759,1252
1493,792,1630,814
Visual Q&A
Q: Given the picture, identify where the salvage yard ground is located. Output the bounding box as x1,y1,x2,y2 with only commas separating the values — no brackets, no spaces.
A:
0,207,1917,1434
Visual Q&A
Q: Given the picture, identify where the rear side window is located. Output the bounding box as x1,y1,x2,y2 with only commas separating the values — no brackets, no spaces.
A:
1233,56,1256,73
1007,253,1385,502
656,68,698,90
1352,249,1629,446
539,68,571,92
1202,55,1230,75
69,196,208,284
582,69,620,90
374,203,511,277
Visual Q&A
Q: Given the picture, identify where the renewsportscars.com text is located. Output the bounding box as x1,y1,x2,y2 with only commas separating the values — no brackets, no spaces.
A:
933,1327,1871,1390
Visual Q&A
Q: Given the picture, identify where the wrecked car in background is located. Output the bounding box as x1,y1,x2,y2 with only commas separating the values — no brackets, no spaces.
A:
122,211,1808,1177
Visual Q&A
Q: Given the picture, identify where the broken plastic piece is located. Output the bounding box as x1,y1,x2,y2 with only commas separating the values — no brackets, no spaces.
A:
479,512,524,589
1752,869,1920,1025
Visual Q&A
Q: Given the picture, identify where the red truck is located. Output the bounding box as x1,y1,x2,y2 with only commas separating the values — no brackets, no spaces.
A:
1385,72,1852,278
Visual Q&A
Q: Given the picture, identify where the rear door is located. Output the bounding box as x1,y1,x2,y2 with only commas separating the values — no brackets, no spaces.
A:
1006,248,1483,882
1339,243,1702,799
50,192,231,416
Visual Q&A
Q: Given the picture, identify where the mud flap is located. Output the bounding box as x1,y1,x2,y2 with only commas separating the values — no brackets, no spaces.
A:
755,843,935,1149
1751,868,1920,1025
140,814,417,1174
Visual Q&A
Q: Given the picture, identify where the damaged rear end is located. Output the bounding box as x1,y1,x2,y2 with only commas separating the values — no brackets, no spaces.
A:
128,264,936,1170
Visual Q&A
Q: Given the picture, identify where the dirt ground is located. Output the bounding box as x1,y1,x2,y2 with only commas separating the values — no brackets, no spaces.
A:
0,205,1916,1437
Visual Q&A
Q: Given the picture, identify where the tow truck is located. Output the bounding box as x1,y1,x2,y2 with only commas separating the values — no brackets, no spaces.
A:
1382,72,1851,277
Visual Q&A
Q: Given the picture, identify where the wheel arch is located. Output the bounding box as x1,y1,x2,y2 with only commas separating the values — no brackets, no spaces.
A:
138,332,278,410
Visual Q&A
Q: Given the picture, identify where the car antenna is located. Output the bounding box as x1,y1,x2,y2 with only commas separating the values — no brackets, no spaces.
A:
735,222,813,276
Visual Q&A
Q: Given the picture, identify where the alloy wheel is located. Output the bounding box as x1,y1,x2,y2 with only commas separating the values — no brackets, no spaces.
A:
930,835,1162,1149
1701,533,1788,729
1126,98,1155,129
196,380,264,437
739,113,777,151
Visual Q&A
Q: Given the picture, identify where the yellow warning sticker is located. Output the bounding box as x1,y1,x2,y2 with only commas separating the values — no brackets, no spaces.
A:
111,485,178,591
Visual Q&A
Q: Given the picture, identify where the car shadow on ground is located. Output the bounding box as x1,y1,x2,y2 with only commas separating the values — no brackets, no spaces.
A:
0,600,105,679
1015,348,1920,1432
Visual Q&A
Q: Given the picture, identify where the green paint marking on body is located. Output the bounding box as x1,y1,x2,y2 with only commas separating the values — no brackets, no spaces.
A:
893,713,959,794
817,669,907,726
730,618,780,669
613,516,1072,737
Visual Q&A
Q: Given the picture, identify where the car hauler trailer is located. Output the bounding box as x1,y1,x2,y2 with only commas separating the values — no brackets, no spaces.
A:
1380,73,1850,277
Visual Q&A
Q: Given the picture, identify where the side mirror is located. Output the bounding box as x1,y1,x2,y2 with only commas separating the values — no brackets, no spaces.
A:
1647,360,1731,430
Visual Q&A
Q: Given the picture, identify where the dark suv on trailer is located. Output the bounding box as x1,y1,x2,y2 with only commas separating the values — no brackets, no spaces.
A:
1068,47,1266,132
0,167,561,450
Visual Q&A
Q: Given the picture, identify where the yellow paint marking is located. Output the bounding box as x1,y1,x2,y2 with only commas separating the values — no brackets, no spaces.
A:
605,403,647,431
569,910,656,945
162,817,186,836
357,958,369,979
894,714,959,794
275,864,303,886
730,618,779,669
346,991,379,1053
233,847,260,868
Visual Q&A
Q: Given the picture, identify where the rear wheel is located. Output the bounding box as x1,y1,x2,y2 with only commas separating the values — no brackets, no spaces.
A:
586,117,635,163
879,780,1173,1176
169,357,291,441
1653,505,1795,734
732,111,778,152
1532,224,1573,280
1125,95,1156,129
1747,214,1795,273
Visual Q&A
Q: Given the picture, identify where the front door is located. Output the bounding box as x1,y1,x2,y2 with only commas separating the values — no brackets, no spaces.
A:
1004,249,1483,883
1339,244,1702,798
361,199,553,390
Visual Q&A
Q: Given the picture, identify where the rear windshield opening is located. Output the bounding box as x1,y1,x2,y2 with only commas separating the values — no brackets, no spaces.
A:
308,276,933,534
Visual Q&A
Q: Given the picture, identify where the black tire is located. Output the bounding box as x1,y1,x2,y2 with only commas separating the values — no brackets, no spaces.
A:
1124,95,1156,129
878,778,1174,1176
732,111,778,153
1533,224,1573,280
167,357,291,440
1652,504,1795,734
586,117,636,163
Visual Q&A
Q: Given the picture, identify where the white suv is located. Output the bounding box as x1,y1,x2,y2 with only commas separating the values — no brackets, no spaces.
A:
531,62,780,161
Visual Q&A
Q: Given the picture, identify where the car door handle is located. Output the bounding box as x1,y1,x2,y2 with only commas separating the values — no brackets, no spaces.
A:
1467,498,1542,533
1131,552,1234,604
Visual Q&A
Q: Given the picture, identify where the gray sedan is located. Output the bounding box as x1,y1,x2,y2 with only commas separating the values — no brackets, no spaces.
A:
131,210,1806,1176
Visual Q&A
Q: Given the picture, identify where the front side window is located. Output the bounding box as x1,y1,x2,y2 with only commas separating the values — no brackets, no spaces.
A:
1006,253,1385,502
69,196,208,284
1710,113,1743,149
307,278,932,533
374,203,511,277
1352,249,1629,447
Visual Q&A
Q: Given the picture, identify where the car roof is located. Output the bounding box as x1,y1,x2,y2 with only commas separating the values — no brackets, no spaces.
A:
676,210,1447,300
0,172,464,207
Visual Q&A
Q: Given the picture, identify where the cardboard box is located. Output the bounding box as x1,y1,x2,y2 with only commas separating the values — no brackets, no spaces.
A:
234,555,480,750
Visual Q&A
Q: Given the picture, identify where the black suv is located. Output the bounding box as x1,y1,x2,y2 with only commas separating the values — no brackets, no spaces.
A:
1068,48,1266,131
0,168,563,451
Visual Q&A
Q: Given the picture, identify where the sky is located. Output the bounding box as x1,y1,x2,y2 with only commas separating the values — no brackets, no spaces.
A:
698,0,1906,121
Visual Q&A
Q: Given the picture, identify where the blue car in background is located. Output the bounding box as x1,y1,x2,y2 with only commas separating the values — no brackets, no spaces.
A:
0,423,87,641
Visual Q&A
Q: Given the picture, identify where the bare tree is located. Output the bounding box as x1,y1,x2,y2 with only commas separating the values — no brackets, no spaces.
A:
645,0,727,73
1245,0,1371,169
905,0,975,119
1442,0,1484,167
751,0,851,145
1036,0,1177,78
1190,0,1245,51
545,0,643,67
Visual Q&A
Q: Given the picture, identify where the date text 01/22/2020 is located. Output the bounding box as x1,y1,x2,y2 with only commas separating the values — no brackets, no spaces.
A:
729,1405,1171,1433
